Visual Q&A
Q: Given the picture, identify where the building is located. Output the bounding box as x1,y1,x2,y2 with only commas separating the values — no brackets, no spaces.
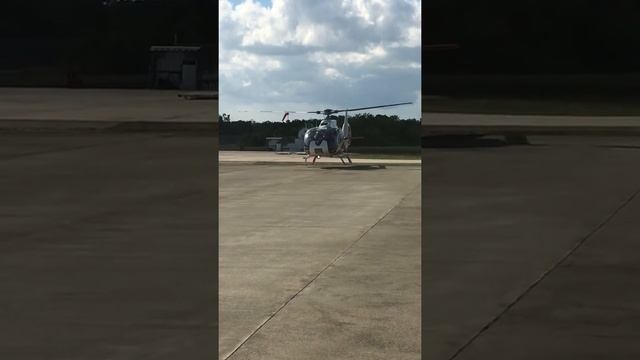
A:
265,137,284,151
148,45,216,90
285,127,309,152
265,127,309,152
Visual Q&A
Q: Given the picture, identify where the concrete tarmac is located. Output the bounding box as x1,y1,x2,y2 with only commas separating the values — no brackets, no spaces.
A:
219,163,421,359
422,112,640,136
424,136,640,359
4,91,640,360
423,112,640,127
0,132,217,360
0,88,217,123
220,150,420,165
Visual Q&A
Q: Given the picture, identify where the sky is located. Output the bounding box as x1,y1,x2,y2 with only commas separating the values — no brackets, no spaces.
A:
219,0,421,122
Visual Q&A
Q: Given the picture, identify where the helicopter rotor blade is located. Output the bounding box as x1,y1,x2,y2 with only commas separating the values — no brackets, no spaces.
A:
241,103,412,117
307,102,412,115
237,110,307,113
334,102,413,113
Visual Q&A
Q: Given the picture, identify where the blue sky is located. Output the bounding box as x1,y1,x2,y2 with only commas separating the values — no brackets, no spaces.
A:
219,0,421,122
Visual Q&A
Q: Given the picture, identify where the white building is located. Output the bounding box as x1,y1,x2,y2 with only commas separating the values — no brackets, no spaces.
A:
148,46,215,90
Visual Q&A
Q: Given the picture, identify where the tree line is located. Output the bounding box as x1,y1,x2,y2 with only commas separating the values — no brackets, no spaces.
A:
219,114,421,148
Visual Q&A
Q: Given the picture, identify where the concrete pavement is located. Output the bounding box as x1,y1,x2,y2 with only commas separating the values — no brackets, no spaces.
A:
4,85,640,360
0,88,217,123
0,132,218,360
219,163,421,359
7,131,640,360
220,150,420,165
424,136,640,359
422,112,640,136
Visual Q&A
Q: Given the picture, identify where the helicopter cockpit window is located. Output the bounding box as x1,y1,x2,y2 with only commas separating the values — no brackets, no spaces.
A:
319,119,338,128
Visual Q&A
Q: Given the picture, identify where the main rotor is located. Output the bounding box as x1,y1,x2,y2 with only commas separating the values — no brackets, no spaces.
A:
239,101,412,122
308,102,413,117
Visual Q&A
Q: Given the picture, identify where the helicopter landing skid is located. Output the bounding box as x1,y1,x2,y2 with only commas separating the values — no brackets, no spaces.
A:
339,155,353,165
304,154,351,165
304,155,319,165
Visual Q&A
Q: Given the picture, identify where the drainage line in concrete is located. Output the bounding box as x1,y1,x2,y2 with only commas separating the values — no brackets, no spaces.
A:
448,185,640,360
223,185,420,360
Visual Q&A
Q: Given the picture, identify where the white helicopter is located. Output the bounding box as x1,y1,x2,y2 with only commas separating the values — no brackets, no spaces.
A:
277,102,412,164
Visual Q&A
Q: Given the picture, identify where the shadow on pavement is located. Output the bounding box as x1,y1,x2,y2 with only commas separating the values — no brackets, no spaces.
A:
319,165,387,170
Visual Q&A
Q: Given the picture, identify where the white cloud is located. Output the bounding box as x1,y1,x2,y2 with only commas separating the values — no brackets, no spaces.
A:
324,67,349,80
219,0,421,121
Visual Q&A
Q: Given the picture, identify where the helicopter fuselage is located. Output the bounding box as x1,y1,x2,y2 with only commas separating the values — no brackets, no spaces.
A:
304,127,344,156
290,101,410,164
303,118,348,156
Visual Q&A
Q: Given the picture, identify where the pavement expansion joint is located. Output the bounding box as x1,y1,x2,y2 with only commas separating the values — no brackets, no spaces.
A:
447,184,640,360
222,185,420,360
0,138,149,161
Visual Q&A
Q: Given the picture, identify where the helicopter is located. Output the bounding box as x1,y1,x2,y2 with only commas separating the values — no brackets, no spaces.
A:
278,102,412,164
